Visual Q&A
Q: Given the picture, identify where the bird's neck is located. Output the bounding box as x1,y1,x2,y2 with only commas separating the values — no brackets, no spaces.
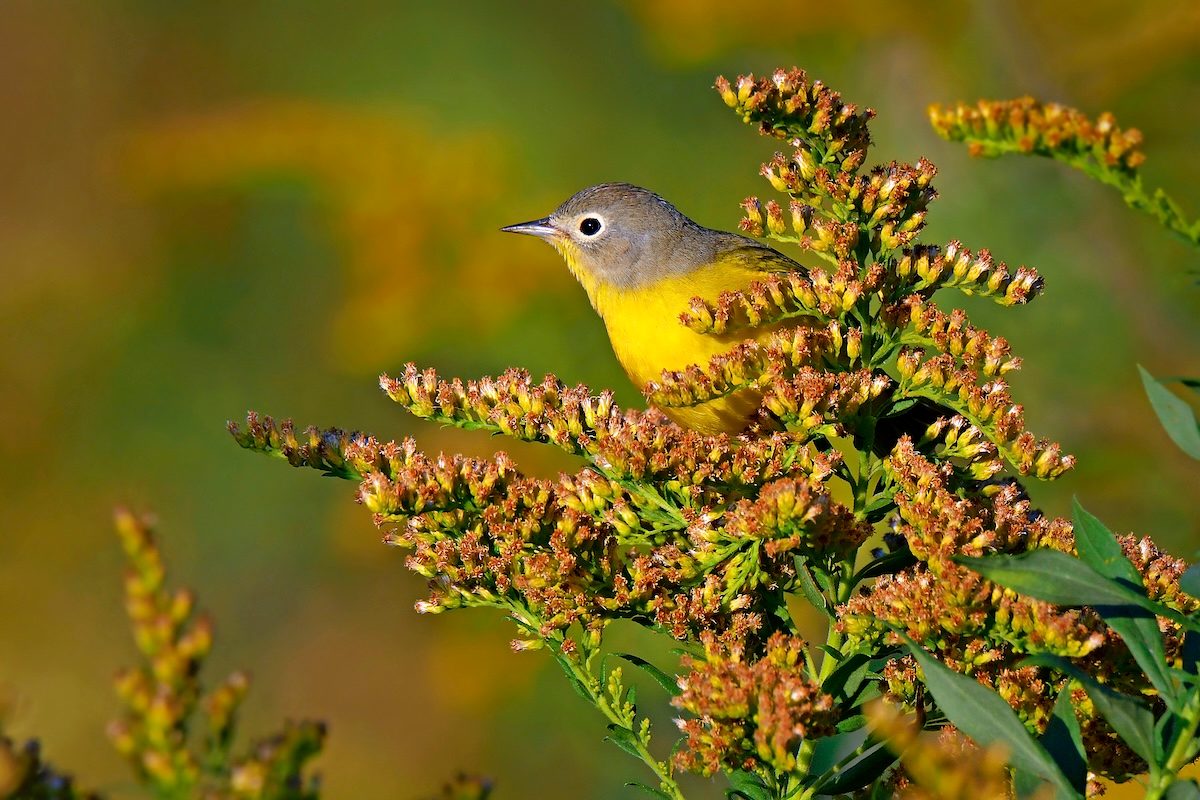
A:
555,240,611,315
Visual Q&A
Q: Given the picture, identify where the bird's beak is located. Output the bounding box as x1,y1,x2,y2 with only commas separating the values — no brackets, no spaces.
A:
500,217,557,239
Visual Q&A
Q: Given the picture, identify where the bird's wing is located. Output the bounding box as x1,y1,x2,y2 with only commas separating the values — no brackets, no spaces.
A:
715,233,807,277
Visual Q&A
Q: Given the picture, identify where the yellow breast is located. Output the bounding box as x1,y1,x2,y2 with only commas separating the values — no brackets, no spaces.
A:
590,260,774,435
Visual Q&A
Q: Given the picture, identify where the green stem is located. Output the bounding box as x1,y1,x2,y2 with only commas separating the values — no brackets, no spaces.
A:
959,138,1200,251
792,740,817,786
815,566,854,684
1069,155,1199,249
1146,692,1200,800
557,643,686,800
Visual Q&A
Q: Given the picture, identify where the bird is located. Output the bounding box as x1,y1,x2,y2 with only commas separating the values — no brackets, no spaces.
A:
501,182,808,436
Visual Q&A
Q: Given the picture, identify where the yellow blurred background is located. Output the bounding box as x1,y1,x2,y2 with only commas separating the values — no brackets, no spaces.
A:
1,1,1197,797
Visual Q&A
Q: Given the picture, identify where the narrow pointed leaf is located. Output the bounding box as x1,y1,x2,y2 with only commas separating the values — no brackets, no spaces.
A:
556,660,593,701
605,724,643,758
904,637,1078,798
627,783,672,799
1140,365,1200,460
795,557,832,616
1024,654,1158,766
1072,499,1141,586
819,644,845,661
1039,688,1087,794
616,653,680,698
1072,500,1177,705
808,727,869,776
726,770,773,800
810,739,895,794
852,549,917,583
836,713,868,733
822,652,873,704
956,550,1143,607
1014,768,1046,799
955,551,1200,632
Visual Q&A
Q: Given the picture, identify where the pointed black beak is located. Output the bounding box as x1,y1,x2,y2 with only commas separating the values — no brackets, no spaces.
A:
500,217,557,238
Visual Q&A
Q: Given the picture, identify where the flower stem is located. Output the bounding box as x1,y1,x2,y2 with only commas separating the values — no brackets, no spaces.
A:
1146,691,1200,800
961,138,1200,251
556,643,686,800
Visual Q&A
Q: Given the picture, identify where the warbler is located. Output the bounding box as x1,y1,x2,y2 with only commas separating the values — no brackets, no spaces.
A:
502,182,803,435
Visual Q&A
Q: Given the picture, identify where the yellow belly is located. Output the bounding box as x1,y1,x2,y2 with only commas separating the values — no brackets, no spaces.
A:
592,262,774,435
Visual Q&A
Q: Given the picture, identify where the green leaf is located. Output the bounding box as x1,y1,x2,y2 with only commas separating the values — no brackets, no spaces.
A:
818,644,845,661
616,653,680,698
808,727,869,776
1013,768,1046,799
726,770,773,800
853,681,882,707
1072,500,1177,705
835,713,868,733
822,652,873,704
1071,499,1141,586
1181,565,1200,601
852,549,917,584
1039,688,1087,795
956,550,1142,607
627,783,672,799
555,658,593,702
904,637,1078,798
1140,364,1200,460
955,550,1200,632
864,495,898,517
604,724,643,759
811,740,896,794
795,557,832,616
1024,654,1158,767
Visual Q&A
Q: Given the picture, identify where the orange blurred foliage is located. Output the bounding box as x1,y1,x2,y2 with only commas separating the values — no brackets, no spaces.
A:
620,0,967,62
120,100,562,373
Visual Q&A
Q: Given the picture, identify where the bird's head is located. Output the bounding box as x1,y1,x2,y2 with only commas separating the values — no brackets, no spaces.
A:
502,183,705,294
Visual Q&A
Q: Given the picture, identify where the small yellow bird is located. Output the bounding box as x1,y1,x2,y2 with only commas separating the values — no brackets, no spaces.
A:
502,182,803,435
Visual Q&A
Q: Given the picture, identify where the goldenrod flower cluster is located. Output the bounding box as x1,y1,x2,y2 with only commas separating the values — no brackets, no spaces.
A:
868,703,1017,800
929,97,1145,172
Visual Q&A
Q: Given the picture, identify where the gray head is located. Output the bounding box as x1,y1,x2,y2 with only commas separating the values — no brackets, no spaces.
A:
501,183,721,290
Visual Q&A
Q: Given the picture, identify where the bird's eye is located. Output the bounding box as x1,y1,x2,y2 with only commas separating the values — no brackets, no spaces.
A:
579,217,602,236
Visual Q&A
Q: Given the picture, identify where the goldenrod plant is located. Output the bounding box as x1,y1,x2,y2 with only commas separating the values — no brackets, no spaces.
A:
63,510,329,800
928,97,1198,251
233,69,1199,798
927,97,1200,463
107,509,325,800
866,701,1017,800
0,512,326,800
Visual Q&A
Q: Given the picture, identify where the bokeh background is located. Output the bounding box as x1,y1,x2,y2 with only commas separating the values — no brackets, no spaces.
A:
2,1,1198,797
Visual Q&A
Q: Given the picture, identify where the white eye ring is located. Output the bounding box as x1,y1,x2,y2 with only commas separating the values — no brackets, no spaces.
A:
578,215,604,237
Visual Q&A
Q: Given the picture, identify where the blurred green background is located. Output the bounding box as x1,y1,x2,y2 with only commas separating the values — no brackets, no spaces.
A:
1,1,1198,797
